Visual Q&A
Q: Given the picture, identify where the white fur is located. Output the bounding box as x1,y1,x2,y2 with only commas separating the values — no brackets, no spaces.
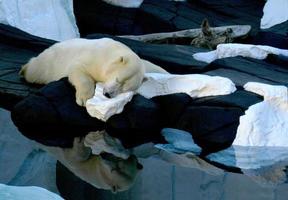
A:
21,38,167,106
21,38,146,106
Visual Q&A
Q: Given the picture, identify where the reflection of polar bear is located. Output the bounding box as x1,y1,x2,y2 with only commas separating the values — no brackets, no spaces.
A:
20,38,167,106
40,137,143,193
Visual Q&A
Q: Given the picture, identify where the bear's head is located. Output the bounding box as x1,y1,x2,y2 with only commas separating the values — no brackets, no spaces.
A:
101,52,145,97
100,154,143,193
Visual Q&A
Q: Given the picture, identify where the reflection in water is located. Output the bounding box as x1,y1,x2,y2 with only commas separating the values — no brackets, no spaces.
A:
42,128,288,196
56,155,288,200
39,137,142,193
156,128,288,186
208,146,288,185
2,109,288,199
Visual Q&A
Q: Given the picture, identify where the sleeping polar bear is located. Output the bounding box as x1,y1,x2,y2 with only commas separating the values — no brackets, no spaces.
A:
20,38,167,106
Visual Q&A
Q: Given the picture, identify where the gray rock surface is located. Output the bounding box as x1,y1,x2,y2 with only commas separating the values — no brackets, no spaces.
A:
0,108,58,193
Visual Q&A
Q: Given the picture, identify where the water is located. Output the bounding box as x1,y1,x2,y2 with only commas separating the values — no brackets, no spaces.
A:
1,108,288,200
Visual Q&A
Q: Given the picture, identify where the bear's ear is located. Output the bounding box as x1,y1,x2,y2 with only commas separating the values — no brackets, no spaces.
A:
118,55,128,65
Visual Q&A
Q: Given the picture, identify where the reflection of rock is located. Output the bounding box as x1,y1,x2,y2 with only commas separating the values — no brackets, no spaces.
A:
208,146,288,186
84,130,130,159
0,183,63,200
243,165,287,186
157,149,224,176
56,155,281,200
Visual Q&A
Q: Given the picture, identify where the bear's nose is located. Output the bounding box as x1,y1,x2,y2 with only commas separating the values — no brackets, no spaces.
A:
104,92,112,98
104,90,119,98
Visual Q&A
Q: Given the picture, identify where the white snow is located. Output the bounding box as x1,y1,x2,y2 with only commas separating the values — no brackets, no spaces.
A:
193,43,288,63
0,0,79,41
261,0,288,29
0,184,63,200
151,82,288,184
86,83,134,122
101,0,186,8
101,0,144,8
86,73,236,121
233,82,288,147
137,73,236,99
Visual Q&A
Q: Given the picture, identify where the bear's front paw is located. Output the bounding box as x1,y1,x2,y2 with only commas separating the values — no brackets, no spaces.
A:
75,87,95,106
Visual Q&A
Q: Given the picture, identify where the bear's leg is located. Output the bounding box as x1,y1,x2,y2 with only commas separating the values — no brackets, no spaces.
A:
63,137,92,162
68,69,96,106
37,137,91,164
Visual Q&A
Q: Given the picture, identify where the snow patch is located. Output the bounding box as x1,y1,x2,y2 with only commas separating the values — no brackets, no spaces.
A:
86,73,236,121
0,184,63,200
193,43,288,63
261,0,288,29
233,82,288,147
101,0,144,8
0,0,79,41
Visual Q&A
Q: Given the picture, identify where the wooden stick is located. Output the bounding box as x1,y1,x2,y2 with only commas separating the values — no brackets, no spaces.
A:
120,25,251,43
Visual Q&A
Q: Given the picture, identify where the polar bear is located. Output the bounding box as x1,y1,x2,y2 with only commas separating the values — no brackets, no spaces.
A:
20,38,167,106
